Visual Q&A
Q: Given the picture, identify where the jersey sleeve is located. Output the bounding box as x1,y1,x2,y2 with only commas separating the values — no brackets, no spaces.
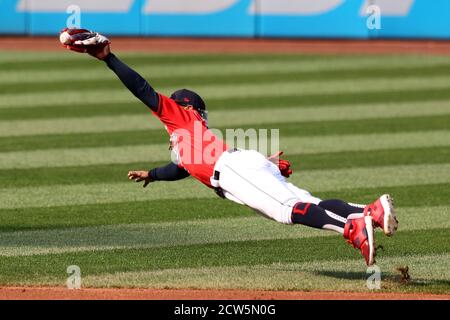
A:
152,93,196,130
105,53,159,111
149,162,190,181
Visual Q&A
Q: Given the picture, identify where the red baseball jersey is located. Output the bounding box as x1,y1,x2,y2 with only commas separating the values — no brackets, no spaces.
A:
152,94,228,188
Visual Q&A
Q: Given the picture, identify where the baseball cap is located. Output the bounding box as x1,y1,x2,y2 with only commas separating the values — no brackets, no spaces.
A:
170,88,208,123
170,89,206,111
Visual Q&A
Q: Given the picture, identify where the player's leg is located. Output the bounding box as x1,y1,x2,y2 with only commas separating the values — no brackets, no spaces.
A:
285,186,392,263
318,199,364,217
217,150,354,233
318,197,398,236
290,202,345,233
285,182,398,237
216,150,376,265
277,171,377,265
283,184,352,233
288,199,375,265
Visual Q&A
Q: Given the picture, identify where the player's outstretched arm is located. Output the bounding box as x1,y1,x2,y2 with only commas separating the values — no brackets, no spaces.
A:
128,162,190,187
103,52,159,112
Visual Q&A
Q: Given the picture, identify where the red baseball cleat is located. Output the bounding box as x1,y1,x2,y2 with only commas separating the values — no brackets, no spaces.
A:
364,194,398,236
344,215,376,266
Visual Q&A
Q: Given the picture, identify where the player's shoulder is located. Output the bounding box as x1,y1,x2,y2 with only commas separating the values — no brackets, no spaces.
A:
153,93,178,116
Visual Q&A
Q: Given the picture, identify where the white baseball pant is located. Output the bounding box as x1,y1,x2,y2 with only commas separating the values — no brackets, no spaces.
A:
211,150,321,224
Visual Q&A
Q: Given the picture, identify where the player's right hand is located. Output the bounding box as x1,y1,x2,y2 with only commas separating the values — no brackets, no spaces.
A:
127,170,153,188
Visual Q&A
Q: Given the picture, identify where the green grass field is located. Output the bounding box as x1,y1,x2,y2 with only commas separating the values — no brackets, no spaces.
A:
0,51,449,294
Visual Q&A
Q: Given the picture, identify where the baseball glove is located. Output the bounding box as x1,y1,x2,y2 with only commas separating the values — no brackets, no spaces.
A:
59,28,110,54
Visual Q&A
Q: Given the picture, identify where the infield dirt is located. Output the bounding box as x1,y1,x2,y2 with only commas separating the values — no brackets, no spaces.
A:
0,286,449,300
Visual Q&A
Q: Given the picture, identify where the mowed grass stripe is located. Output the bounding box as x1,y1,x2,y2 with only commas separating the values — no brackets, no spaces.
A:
212,87,450,111
0,52,272,71
2,100,450,138
0,216,313,257
0,51,176,66
0,229,447,285
5,88,450,121
0,56,431,85
0,53,337,71
1,163,448,209
5,61,450,94
1,147,448,188
1,130,448,169
0,198,250,232
2,115,449,152
0,205,447,257
4,75,450,109
1,183,447,231
0,217,331,257
82,254,450,292
1,53,446,72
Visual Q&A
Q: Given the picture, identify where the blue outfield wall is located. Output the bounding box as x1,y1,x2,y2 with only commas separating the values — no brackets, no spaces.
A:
257,0,368,38
0,0,449,39
0,0,27,34
374,0,450,39
143,0,255,37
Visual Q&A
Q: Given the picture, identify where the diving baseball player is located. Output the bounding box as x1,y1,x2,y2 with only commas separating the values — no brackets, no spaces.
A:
60,29,398,266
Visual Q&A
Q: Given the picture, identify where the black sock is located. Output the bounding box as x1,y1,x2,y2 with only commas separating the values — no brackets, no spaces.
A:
318,199,364,219
291,202,347,233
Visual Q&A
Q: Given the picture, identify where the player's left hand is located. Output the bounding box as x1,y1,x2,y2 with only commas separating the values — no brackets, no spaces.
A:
268,151,293,178
128,170,153,188
59,28,111,60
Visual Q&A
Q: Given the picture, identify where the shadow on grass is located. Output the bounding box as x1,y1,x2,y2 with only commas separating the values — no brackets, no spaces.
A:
315,270,450,293
314,270,367,280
